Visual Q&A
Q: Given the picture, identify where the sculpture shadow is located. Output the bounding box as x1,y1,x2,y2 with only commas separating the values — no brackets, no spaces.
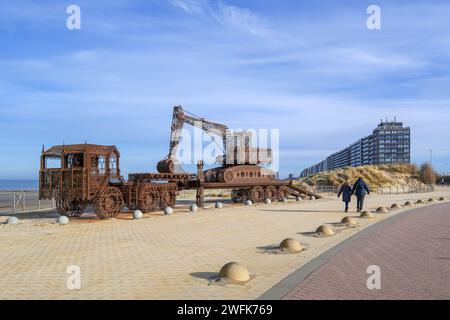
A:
190,272,218,281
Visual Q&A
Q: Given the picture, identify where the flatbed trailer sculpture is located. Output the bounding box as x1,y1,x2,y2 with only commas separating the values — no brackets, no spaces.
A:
39,107,320,218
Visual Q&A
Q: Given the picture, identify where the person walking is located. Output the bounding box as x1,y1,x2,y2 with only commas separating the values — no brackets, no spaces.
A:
338,179,352,212
352,177,370,212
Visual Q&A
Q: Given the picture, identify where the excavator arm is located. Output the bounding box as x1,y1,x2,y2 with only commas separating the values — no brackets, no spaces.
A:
157,106,229,173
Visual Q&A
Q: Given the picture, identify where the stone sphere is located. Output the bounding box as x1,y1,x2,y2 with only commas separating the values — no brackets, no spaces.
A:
376,206,389,214
404,201,413,207
265,199,272,205
279,238,303,253
360,211,374,219
132,210,143,219
246,200,253,206
310,196,316,200
219,262,250,282
416,199,425,204
316,224,335,236
57,216,70,225
391,203,402,210
215,202,223,209
341,216,358,226
189,204,198,212
296,197,303,201
164,207,173,215
6,216,19,225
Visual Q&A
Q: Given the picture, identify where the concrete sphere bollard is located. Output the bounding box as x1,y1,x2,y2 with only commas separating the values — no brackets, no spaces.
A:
265,199,272,205
132,210,143,219
296,196,303,201
246,200,253,206
215,202,223,209
164,207,173,215
416,199,425,204
279,238,303,253
6,216,19,225
439,197,446,201
404,201,413,207
341,216,358,226
310,196,316,200
219,262,250,282
391,203,402,210
57,216,70,225
316,224,335,236
189,204,198,212
360,211,374,219
376,206,389,214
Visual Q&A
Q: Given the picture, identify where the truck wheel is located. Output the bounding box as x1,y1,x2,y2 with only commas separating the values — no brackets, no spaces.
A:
94,187,124,219
56,190,85,217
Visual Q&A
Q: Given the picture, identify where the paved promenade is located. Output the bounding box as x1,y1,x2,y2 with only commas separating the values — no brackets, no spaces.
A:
1,191,449,299
278,202,450,299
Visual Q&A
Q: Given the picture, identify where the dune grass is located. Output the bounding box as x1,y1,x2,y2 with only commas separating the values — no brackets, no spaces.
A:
299,164,421,188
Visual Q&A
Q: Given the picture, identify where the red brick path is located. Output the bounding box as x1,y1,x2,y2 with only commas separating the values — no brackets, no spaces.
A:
284,202,450,299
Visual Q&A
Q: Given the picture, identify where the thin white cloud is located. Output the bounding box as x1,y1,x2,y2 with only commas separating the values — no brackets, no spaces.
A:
210,2,271,36
169,0,271,36
169,0,204,14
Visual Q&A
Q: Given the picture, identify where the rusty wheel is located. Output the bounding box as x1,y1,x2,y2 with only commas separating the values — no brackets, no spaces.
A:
265,186,278,202
159,191,175,209
67,201,87,217
56,190,86,217
138,187,159,212
55,190,71,216
277,186,289,201
94,187,124,219
249,186,265,203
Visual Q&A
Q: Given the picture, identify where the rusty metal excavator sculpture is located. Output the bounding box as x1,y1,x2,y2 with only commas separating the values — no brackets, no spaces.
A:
157,106,314,204
39,106,321,219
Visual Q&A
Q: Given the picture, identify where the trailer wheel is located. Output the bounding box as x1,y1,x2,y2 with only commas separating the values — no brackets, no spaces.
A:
265,186,278,202
94,187,124,219
159,191,175,210
138,188,159,212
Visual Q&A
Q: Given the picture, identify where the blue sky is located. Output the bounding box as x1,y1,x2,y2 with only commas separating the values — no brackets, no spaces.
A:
1,0,450,179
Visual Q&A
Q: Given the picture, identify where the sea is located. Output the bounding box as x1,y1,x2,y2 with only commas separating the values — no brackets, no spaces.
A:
0,179,39,191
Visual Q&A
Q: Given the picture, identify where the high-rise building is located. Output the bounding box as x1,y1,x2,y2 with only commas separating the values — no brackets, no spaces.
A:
300,120,411,177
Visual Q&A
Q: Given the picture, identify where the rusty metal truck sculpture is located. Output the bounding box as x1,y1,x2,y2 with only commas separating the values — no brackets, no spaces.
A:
39,106,320,218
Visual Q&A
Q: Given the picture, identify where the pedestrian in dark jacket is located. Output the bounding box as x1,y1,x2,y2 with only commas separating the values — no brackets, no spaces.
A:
352,177,370,212
338,179,352,212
